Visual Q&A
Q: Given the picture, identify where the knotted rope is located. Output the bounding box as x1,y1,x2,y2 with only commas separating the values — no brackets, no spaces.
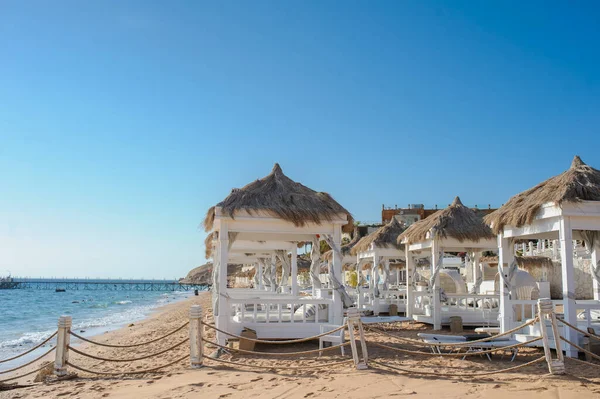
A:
67,336,188,362
201,321,346,344
0,331,57,364
205,339,351,356
69,321,189,348
0,346,56,375
370,356,545,377
66,354,188,376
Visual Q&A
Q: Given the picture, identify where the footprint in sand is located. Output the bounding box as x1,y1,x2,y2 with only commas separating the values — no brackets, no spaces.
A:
304,393,314,398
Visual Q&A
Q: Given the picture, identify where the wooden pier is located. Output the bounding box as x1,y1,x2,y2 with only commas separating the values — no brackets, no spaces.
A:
5,280,210,292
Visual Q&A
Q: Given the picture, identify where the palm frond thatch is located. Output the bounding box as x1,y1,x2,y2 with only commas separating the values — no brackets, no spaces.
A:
351,217,406,255
478,255,553,269
203,163,353,233
398,196,495,245
204,232,215,259
485,156,600,234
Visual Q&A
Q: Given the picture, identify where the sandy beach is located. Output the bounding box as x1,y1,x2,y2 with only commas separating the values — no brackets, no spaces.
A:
2,292,599,399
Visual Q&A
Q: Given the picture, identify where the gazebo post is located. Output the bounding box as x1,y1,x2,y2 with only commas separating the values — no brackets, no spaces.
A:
406,251,414,318
498,232,514,333
332,224,343,324
431,238,442,330
559,217,578,358
473,251,481,293
291,249,298,296
217,221,229,346
258,259,264,290
271,253,277,292
372,250,380,316
591,243,600,301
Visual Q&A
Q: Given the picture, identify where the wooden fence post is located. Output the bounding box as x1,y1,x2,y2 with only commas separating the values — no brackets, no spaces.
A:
537,298,565,375
189,305,203,368
54,315,72,377
346,308,368,370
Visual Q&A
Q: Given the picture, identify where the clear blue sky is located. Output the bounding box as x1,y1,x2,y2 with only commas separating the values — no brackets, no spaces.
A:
1,1,599,279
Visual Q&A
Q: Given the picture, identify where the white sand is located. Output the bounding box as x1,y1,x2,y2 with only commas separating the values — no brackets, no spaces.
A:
2,292,599,398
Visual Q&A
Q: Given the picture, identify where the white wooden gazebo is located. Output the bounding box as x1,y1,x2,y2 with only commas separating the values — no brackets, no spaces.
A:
485,156,600,357
399,197,497,330
203,164,353,344
350,218,406,315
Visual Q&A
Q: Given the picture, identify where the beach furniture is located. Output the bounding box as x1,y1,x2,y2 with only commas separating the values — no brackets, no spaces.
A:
350,218,407,316
485,156,600,357
203,164,353,344
398,197,499,330
318,318,347,356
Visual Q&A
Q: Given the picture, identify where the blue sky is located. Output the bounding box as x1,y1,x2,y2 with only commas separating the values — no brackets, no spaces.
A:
1,1,599,279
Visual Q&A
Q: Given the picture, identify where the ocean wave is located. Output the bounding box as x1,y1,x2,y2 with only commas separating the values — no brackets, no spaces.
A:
114,300,132,305
0,329,56,350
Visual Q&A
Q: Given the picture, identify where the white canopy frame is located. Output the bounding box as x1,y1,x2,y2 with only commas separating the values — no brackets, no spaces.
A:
211,207,348,344
354,245,405,315
402,232,497,330
493,201,600,357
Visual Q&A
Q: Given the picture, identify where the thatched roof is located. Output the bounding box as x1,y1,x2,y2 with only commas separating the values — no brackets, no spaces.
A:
203,163,353,232
485,156,600,234
351,218,406,255
398,196,495,245
322,227,364,261
478,255,554,268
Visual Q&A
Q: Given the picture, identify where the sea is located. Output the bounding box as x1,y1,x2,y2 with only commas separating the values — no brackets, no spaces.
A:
0,279,200,368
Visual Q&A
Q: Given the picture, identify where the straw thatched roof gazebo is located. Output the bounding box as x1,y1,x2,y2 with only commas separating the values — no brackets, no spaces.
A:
398,196,497,329
484,156,600,357
203,163,353,343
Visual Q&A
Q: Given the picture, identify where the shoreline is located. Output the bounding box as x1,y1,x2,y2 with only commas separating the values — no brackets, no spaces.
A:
3,293,600,398
1,292,207,387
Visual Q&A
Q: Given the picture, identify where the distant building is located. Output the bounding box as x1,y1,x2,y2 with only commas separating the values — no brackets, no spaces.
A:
382,203,497,226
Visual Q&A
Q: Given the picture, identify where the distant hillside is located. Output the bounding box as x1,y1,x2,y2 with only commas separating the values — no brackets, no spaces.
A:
180,262,244,285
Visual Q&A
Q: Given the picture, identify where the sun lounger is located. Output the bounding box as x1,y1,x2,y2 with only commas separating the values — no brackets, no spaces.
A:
417,333,516,359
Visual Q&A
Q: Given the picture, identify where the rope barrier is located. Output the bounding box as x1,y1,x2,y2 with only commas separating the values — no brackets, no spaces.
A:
370,337,542,358
66,353,188,376
67,336,189,363
557,318,600,342
203,354,354,371
0,331,57,364
559,336,600,363
205,339,351,356
366,317,538,348
370,356,546,377
69,321,189,348
0,346,56,375
565,356,600,369
0,361,53,384
201,322,347,344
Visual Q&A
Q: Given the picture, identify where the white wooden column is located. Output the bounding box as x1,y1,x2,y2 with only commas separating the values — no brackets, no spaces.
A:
431,239,442,330
217,222,229,346
291,249,298,296
258,259,264,290
591,243,600,301
270,253,277,292
332,224,343,324
559,217,578,357
406,251,414,318
356,255,363,310
372,251,380,316
498,233,514,333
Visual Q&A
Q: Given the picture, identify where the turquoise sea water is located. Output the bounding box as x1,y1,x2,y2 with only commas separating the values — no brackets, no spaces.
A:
0,281,198,367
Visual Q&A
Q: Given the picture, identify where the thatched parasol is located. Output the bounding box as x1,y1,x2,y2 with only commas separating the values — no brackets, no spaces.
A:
485,156,600,234
477,255,553,269
398,196,495,245
203,163,353,232
351,218,406,255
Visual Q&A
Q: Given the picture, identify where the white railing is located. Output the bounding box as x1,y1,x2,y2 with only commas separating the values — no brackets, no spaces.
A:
444,294,498,311
229,297,334,324
379,289,407,307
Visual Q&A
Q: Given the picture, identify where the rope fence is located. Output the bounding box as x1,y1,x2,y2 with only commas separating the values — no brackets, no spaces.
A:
69,321,189,348
6,299,600,382
0,331,57,364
